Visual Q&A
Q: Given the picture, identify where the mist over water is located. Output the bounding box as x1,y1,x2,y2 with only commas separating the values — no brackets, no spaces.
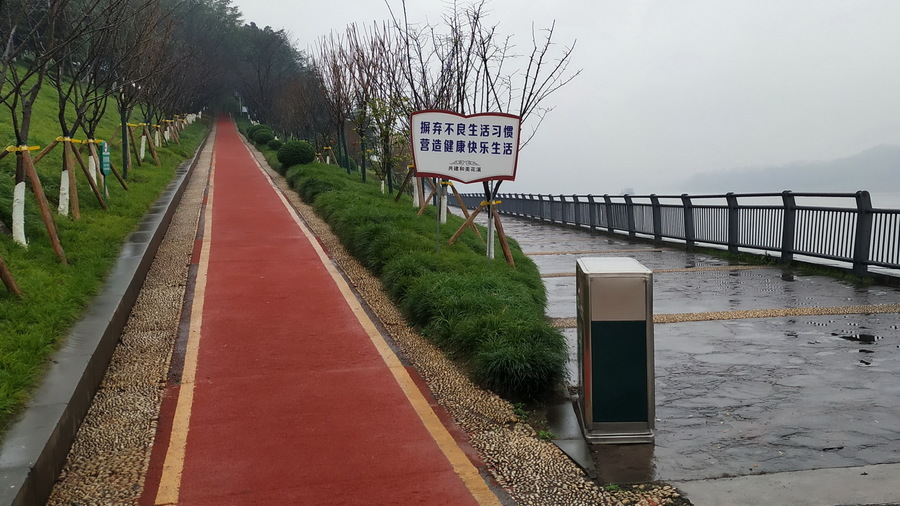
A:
872,192,900,209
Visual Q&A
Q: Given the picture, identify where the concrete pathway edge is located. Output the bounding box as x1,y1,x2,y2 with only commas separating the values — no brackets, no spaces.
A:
0,132,211,506
674,462,900,506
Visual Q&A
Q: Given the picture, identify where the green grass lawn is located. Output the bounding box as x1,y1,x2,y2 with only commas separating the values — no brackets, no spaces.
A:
0,84,208,433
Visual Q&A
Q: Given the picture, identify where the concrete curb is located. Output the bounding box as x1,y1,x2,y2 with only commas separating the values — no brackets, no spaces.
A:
0,132,210,506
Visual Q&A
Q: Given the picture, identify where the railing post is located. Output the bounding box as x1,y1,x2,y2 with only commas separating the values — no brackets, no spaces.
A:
853,190,873,276
604,194,614,234
781,190,796,264
573,194,581,227
559,195,568,225
682,194,695,250
535,194,543,222
624,194,636,238
587,195,597,233
548,194,556,223
726,192,739,253
651,194,662,243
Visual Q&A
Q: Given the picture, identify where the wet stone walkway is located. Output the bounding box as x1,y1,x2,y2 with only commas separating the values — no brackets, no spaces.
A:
459,209,900,482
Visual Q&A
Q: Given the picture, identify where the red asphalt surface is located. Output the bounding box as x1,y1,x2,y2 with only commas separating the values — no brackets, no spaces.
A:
141,117,482,505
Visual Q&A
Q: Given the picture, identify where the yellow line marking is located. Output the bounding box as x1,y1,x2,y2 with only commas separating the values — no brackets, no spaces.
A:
246,145,500,505
549,303,900,327
154,134,216,506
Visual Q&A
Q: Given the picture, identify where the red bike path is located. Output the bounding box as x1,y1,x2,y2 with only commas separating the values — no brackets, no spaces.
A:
140,117,499,505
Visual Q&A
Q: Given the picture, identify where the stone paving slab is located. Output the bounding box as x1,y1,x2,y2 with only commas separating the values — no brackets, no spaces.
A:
674,462,900,506
653,313,900,481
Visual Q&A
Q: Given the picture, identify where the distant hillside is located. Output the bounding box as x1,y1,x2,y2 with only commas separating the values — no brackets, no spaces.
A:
681,145,900,193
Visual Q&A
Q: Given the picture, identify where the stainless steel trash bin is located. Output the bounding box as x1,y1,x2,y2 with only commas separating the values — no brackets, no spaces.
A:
576,257,654,444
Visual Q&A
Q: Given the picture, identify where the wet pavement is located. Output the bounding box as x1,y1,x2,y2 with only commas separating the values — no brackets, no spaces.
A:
457,210,900,483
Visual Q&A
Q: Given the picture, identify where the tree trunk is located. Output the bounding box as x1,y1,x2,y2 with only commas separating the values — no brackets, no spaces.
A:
0,254,21,298
22,151,67,263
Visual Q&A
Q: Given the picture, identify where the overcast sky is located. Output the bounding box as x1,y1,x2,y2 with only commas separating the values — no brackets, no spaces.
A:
230,0,900,195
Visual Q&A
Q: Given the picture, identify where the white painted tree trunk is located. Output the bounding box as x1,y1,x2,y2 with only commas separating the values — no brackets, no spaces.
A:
155,130,161,147
413,177,420,207
140,135,147,161
12,182,27,246
88,155,97,184
381,180,385,194
164,129,171,142
59,170,70,216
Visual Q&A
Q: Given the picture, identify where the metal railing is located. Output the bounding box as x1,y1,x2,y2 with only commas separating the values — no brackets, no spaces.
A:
455,191,900,277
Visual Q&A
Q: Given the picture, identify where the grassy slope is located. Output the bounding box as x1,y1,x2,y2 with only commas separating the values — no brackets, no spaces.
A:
0,83,208,432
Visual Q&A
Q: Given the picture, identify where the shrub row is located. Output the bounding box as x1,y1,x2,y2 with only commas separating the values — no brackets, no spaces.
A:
246,123,274,145
277,140,315,167
280,163,567,400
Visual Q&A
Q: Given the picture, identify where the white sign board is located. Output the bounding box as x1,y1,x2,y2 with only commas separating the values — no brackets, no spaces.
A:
410,110,521,184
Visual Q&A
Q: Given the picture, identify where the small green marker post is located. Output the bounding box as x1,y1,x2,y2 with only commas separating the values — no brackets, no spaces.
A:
100,141,111,197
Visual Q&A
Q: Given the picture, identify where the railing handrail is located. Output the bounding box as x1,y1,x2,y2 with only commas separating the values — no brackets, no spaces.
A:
492,191,866,200
453,190,899,277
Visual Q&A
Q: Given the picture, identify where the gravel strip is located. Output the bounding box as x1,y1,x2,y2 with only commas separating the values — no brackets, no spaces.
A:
542,265,770,278
45,131,214,504
652,265,770,273
526,249,666,256
549,303,900,328
654,304,900,323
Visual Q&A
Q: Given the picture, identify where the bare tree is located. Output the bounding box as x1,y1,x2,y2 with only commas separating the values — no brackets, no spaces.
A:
270,68,330,142
237,22,301,124
366,22,409,193
0,0,102,261
389,0,579,146
45,0,139,217
315,32,354,171
343,23,381,182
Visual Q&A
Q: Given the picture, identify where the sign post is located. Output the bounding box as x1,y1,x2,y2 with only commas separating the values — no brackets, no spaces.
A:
100,141,111,197
410,110,521,262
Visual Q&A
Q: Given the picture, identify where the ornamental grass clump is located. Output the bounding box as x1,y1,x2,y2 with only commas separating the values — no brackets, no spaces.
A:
286,163,566,399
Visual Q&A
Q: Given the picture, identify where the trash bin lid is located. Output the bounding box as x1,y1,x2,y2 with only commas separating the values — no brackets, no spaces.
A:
577,257,652,275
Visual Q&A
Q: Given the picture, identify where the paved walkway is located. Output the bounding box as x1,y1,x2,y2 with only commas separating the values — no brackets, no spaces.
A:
456,208,900,505
139,117,498,505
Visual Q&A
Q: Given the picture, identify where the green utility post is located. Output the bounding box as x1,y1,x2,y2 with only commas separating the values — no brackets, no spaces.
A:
99,141,111,197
